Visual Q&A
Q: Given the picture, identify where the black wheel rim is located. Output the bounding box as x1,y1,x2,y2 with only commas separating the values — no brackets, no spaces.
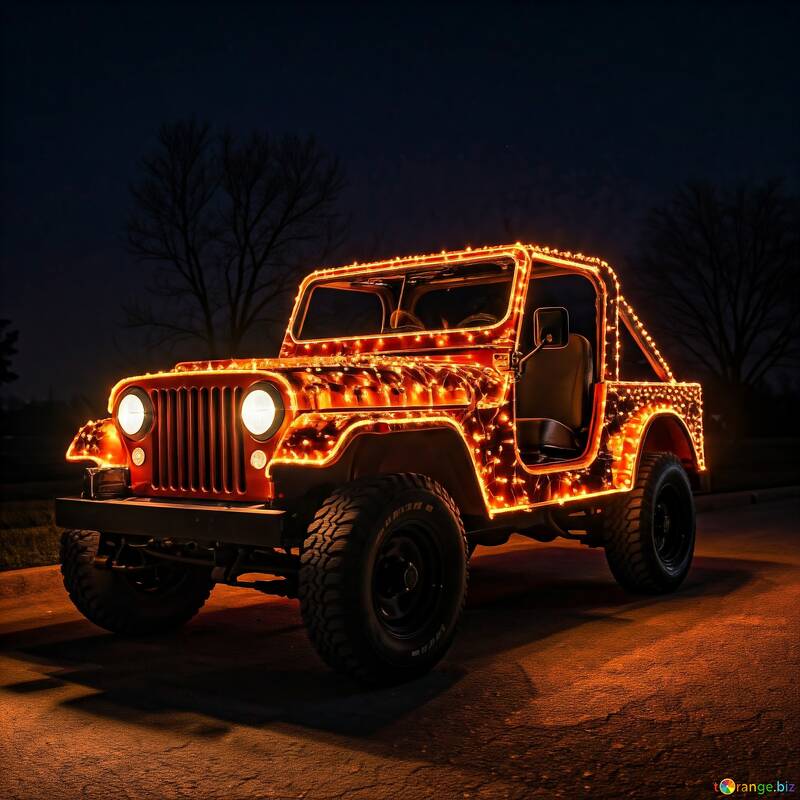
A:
372,524,443,638
652,484,692,573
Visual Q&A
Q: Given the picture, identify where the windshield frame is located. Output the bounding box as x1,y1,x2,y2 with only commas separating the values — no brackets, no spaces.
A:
287,251,525,346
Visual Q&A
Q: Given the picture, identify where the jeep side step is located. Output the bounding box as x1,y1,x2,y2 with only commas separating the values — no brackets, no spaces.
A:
465,501,605,548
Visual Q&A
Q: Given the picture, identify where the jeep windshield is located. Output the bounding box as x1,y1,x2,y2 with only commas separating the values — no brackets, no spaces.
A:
294,259,514,340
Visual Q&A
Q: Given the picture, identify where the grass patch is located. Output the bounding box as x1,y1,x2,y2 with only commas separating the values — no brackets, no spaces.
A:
0,500,62,570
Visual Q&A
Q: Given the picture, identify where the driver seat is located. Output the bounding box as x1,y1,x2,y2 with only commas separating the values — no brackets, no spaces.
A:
515,334,593,462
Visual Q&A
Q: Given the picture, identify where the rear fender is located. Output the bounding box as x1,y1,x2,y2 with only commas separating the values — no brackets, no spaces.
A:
628,412,703,489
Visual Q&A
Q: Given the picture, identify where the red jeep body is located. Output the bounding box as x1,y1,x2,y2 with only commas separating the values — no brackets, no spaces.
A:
65,243,704,521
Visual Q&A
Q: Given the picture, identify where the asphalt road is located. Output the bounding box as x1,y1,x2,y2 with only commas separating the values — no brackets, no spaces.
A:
1,499,798,800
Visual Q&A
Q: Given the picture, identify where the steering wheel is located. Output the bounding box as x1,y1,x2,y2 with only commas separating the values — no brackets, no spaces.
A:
456,312,498,328
389,309,425,332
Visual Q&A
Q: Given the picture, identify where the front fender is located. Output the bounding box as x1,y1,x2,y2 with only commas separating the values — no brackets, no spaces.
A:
66,418,128,468
269,421,489,520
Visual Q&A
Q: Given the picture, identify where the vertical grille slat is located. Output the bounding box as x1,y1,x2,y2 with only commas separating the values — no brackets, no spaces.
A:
187,388,196,490
166,390,176,489
149,384,246,496
199,388,209,491
176,389,185,489
209,388,219,492
232,387,245,493
221,388,230,493
158,391,168,490
150,390,160,487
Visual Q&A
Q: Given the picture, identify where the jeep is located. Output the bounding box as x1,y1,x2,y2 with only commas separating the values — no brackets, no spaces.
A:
56,243,706,684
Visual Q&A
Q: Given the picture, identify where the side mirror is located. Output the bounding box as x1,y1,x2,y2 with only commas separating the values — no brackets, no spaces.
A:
534,306,569,349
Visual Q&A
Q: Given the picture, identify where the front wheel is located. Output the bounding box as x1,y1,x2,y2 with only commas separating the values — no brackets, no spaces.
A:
60,530,213,634
603,452,695,594
299,474,468,685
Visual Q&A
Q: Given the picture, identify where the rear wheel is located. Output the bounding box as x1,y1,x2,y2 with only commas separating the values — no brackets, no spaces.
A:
299,473,468,685
603,452,695,593
60,530,213,634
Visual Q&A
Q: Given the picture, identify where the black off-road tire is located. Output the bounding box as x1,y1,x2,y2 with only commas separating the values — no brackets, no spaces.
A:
60,530,213,635
604,452,696,594
299,473,468,685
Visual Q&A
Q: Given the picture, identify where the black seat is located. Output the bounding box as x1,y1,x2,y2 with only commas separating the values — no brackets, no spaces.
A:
515,333,593,461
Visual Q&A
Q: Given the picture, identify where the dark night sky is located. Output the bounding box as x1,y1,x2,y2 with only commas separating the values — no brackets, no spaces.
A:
1,1,797,405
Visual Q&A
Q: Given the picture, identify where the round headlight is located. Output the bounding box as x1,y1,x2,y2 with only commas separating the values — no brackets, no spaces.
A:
241,383,284,441
116,389,152,439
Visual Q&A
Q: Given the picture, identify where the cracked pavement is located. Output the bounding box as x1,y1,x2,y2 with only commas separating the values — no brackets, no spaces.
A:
1,500,798,799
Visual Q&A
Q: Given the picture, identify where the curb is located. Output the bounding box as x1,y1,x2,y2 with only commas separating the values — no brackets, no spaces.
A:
0,564,61,599
695,484,800,513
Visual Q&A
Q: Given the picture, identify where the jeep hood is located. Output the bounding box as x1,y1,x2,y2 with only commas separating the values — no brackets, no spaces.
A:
164,354,508,413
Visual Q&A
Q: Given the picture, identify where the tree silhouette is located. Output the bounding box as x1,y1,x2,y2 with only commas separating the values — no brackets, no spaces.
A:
633,180,799,391
0,319,19,384
126,120,346,357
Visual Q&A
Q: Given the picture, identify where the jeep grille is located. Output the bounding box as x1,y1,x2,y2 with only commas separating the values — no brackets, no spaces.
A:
149,386,246,495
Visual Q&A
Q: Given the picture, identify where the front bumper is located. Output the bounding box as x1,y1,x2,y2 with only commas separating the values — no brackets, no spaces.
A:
55,496,285,548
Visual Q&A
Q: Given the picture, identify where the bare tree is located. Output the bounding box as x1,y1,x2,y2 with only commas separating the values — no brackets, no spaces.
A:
126,120,346,357
633,180,799,391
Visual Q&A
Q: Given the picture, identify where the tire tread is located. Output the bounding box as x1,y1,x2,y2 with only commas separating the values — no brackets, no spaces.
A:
299,473,467,683
60,529,212,634
604,452,693,594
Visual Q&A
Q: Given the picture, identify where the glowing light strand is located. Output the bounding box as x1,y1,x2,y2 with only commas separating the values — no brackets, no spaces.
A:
67,242,704,515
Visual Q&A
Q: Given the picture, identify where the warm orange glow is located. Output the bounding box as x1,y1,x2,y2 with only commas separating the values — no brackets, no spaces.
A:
619,298,675,383
67,242,705,517
66,418,127,468
607,383,705,487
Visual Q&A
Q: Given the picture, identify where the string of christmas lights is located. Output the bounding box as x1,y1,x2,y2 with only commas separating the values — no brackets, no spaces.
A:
66,243,705,515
